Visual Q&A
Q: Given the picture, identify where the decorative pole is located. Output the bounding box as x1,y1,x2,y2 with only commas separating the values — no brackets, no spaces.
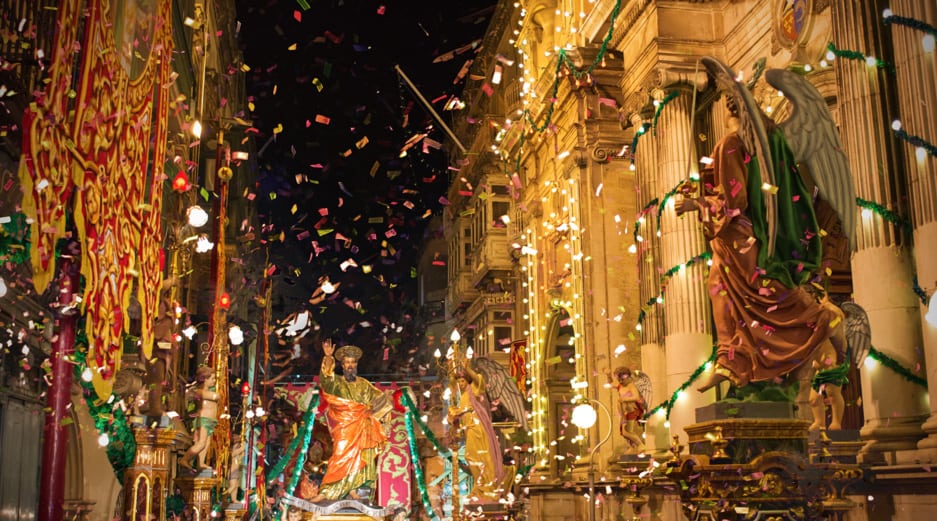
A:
448,329,462,521
38,242,80,521
209,129,232,478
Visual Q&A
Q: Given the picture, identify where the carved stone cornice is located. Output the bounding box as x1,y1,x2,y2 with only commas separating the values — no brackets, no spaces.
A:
621,90,652,120
589,141,632,164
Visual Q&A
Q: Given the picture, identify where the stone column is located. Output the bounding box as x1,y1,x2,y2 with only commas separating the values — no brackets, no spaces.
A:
885,0,937,452
831,0,928,459
653,85,714,440
630,109,669,454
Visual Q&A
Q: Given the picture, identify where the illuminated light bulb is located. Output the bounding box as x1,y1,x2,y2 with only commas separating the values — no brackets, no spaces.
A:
627,244,637,254
892,119,902,131
466,346,474,359
865,56,878,67
629,163,636,171
882,8,893,18
245,409,255,419
450,329,461,342
81,367,94,382
803,64,812,72
924,34,936,53
826,50,836,61
0,276,6,297
186,205,209,227
861,207,874,219
192,120,202,138
256,407,265,417
570,403,597,429
228,325,244,346
183,325,198,339
917,147,928,162
195,235,214,253
864,356,878,369
97,433,109,446
820,59,829,68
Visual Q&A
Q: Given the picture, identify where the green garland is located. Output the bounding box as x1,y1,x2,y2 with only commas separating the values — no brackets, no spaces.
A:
632,197,658,244
629,123,651,167
644,345,718,421
856,197,912,231
511,0,623,171
652,91,680,136
0,212,30,264
266,393,319,487
635,252,712,329
912,276,928,305
285,394,320,495
868,346,927,388
402,390,443,521
655,180,687,235
882,10,937,39
73,331,136,481
893,128,937,158
826,42,894,73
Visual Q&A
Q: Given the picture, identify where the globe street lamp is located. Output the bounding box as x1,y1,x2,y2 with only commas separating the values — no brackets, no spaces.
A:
571,399,612,521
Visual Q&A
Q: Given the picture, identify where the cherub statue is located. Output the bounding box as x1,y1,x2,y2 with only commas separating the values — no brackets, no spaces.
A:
179,366,218,471
225,441,245,503
678,57,871,431
606,367,651,454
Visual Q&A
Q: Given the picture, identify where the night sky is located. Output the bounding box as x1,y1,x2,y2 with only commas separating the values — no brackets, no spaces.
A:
234,0,495,377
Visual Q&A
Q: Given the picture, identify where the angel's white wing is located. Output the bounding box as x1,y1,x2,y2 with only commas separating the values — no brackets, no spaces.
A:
701,56,778,256
764,68,856,250
473,357,528,430
633,371,653,407
840,301,871,365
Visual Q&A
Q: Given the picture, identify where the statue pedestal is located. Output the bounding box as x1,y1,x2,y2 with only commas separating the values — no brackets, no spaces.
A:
686,402,808,464
175,475,222,520
281,494,390,520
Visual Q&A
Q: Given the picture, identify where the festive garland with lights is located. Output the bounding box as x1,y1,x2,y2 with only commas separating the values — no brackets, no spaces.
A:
629,122,651,167
882,10,937,39
511,0,623,170
634,252,712,328
632,197,658,243
826,42,894,73
855,197,912,231
644,346,717,420
892,128,937,158
867,346,927,388
652,91,680,135
73,331,136,480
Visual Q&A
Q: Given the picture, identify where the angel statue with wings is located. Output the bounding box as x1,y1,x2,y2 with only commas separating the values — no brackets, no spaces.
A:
447,352,528,500
677,56,871,432
607,367,652,454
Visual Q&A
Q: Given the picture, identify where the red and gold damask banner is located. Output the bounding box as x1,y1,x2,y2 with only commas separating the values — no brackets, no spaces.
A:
20,0,173,398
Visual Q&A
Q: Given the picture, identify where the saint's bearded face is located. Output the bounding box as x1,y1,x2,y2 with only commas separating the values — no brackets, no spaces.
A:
342,357,358,382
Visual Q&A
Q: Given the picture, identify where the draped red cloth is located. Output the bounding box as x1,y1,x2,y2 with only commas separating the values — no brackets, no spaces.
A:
320,390,386,487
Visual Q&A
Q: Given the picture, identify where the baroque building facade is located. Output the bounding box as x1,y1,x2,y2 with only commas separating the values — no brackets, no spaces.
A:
447,0,937,520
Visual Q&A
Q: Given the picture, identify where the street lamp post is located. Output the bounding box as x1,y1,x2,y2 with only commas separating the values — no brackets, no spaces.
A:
571,399,613,521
